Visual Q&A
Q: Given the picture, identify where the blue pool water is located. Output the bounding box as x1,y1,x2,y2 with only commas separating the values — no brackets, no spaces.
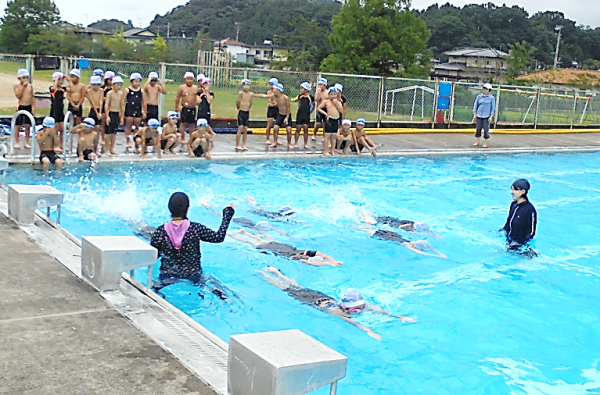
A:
6,153,600,394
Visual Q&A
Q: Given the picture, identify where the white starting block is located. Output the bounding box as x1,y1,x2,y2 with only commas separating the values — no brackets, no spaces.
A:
8,184,63,225
81,236,158,292
0,157,8,185
228,329,347,395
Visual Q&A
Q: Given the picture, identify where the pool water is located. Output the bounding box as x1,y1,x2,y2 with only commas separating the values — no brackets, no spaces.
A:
6,153,600,395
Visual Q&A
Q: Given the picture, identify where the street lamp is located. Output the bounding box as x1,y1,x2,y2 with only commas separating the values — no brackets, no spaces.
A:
553,25,563,69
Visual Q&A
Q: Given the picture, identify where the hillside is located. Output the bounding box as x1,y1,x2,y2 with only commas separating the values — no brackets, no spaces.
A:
147,0,341,46
89,19,134,33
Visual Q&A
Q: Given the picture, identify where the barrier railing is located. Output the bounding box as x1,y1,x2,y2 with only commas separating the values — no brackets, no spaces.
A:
63,111,74,161
10,110,37,163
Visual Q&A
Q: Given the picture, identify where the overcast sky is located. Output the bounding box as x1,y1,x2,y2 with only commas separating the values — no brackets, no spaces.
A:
1,0,599,29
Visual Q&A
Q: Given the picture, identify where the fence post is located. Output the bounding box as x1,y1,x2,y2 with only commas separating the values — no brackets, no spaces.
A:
26,54,34,82
159,63,166,119
60,57,68,75
448,82,456,128
570,90,578,129
494,85,501,126
533,87,541,129
431,80,439,129
377,77,384,128
243,69,248,80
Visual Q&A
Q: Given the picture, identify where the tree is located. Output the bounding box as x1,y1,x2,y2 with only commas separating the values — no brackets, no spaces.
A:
505,41,536,84
0,0,60,53
150,34,168,62
24,26,83,56
104,28,135,60
273,16,329,71
582,59,600,71
321,0,431,77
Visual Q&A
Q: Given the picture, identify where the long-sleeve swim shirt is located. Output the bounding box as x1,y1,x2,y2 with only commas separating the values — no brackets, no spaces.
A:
502,200,537,245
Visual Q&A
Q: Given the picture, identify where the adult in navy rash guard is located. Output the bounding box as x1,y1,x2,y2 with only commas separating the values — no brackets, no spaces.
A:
502,179,537,246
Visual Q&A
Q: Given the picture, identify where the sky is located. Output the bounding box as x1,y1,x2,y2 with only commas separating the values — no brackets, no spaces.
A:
1,0,599,29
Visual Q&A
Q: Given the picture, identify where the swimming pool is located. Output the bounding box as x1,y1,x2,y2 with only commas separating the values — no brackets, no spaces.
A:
6,153,600,394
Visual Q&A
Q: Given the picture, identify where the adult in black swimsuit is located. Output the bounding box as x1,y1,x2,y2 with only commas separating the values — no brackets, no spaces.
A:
260,267,416,340
245,196,298,222
362,210,438,235
150,192,235,293
228,229,342,266
501,179,537,255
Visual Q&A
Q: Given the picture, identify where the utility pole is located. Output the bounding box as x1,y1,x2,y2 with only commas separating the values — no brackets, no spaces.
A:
235,22,240,42
553,25,563,69
167,22,170,38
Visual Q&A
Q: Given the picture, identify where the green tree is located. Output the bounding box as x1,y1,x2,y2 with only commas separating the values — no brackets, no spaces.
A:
104,28,135,60
321,0,431,77
505,41,536,84
150,34,168,62
0,0,60,53
273,16,328,71
24,26,83,56
582,59,600,71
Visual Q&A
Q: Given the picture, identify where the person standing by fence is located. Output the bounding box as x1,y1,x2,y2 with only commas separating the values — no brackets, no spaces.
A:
472,82,496,148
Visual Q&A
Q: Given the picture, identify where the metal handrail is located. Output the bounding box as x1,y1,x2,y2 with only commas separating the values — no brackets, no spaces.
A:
10,110,37,163
63,111,74,161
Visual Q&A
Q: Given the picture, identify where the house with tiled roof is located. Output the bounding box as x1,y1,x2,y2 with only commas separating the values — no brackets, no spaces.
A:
432,47,509,83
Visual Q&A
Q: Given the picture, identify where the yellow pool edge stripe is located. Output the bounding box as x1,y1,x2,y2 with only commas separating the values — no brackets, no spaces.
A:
250,128,600,135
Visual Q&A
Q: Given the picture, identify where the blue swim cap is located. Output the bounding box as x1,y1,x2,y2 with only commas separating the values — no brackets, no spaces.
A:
93,69,104,76
147,119,160,129
328,87,338,93
318,78,327,85
82,117,95,127
341,289,365,308
42,117,55,128
512,179,530,191
167,111,178,119
356,118,366,125
241,78,251,85
197,118,208,127
300,82,311,91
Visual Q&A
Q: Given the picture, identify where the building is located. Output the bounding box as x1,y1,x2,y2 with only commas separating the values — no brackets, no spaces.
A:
123,28,157,45
61,22,111,43
517,69,600,89
432,48,509,83
213,38,289,68
214,38,250,59
248,44,288,68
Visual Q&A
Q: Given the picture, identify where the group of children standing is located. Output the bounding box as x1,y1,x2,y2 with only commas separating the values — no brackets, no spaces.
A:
12,68,378,169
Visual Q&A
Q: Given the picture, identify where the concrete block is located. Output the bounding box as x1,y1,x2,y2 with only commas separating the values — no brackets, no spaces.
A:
8,184,64,225
81,236,157,292
228,329,347,395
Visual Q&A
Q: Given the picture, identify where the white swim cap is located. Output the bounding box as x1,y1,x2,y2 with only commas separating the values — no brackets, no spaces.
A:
356,118,366,125
277,205,295,216
167,111,178,119
70,69,81,78
42,117,56,128
255,221,273,231
334,83,343,92
413,240,432,250
90,75,102,85
52,71,64,81
268,78,279,85
82,117,95,127
93,68,104,76
184,71,195,79
341,119,351,126
130,72,142,81
414,222,430,232
341,288,365,308
274,83,284,92
202,78,212,85
308,256,327,264
147,119,160,129
241,78,251,85
318,77,327,85
197,73,206,81
148,71,159,79
18,69,29,78
112,76,124,84
300,82,311,91
328,86,338,93
104,71,116,79
197,118,208,127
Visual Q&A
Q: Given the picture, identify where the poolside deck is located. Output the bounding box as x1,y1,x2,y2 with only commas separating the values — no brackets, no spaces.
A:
4,130,600,164
0,213,218,395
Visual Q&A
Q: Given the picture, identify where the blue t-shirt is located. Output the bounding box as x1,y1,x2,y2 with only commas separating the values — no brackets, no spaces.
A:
473,94,496,118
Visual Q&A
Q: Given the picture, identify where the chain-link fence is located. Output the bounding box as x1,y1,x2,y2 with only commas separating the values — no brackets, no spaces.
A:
1,53,599,127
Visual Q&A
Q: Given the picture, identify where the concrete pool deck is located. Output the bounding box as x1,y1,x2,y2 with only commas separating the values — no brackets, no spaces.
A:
4,130,600,164
0,212,218,395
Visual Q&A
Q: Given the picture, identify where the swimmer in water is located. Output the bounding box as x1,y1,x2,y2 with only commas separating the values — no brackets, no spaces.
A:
363,210,441,237
201,201,293,237
501,178,537,256
260,267,416,340
359,227,447,258
229,229,341,267
245,196,298,221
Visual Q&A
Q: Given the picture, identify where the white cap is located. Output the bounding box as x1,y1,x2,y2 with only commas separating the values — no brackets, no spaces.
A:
328,86,338,93
341,289,365,308
341,119,351,126
202,78,212,85
113,76,124,84
414,222,430,232
334,83,343,92
197,73,206,81
184,71,195,79
241,78,251,85
300,82,311,91
105,71,116,79
318,78,327,85
356,118,366,125
148,72,159,79
413,240,432,250
483,82,493,90
90,75,102,85
274,83,284,92
197,118,208,127
93,68,104,76
255,221,273,231
42,117,56,127
82,117,96,127
130,72,142,81
167,111,178,119
52,71,64,81
147,119,160,128
18,69,29,78
268,78,279,85
70,69,81,78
